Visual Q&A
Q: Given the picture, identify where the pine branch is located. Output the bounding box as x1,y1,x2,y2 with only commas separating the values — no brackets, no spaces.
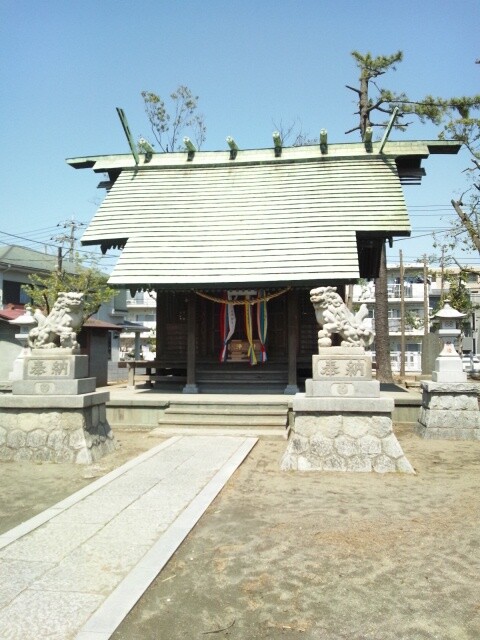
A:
344,125,361,135
345,84,362,96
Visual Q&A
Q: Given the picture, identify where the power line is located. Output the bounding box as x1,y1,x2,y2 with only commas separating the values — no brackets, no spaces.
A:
0,230,58,249
0,230,120,268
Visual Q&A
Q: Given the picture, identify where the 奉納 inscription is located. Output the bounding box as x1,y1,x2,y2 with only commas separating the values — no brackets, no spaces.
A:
29,360,47,376
319,361,340,377
345,360,365,377
28,359,70,377
51,360,69,376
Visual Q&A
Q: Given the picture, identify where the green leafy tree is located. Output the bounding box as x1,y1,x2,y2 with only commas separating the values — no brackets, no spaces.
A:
439,271,476,316
434,270,478,353
404,310,426,331
140,85,206,152
22,255,116,325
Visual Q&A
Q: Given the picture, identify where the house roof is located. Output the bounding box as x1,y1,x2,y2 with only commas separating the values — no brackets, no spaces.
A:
69,140,460,289
0,245,77,275
0,306,25,321
83,318,121,331
0,306,121,331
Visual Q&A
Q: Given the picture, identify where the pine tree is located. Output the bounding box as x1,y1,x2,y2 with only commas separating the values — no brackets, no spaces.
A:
346,51,480,382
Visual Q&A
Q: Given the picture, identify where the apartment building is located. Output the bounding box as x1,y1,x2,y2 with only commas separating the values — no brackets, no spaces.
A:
352,263,480,373
353,264,428,372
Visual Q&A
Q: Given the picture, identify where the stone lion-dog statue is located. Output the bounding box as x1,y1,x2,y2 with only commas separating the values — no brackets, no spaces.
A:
28,291,84,350
310,286,374,349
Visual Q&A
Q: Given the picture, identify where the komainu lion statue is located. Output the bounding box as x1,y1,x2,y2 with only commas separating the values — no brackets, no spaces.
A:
310,286,374,349
28,292,84,350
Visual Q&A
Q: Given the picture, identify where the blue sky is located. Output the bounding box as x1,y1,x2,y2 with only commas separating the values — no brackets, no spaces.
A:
1,0,479,272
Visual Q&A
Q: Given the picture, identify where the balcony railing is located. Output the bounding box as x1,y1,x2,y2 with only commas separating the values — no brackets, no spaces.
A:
387,283,413,299
126,295,156,307
356,282,424,302
371,318,426,333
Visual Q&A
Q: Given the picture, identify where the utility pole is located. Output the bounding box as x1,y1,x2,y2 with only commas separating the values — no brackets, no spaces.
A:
52,218,86,263
423,254,429,336
440,245,445,300
399,250,406,378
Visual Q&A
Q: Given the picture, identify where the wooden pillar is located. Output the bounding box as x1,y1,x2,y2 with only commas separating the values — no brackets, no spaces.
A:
284,289,299,394
183,292,198,393
155,289,166,364
134,332,141,360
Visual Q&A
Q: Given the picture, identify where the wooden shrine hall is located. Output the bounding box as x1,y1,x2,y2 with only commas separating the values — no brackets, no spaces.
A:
68,136,460,393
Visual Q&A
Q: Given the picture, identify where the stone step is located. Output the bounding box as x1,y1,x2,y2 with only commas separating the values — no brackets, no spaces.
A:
151,425,289,440
157,398,290,440
160,413,287,427
164,404,288,415
199,384,287,394
196,368,288,386
197,374,287,382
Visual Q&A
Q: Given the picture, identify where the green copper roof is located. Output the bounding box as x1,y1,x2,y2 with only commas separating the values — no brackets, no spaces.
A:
70,140,460,289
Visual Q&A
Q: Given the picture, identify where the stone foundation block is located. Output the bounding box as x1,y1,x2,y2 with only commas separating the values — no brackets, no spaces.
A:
418,408,480,429
281,410,414,474
306,379,380,398
12,377,96,396
416,380,480,440
0,393,116,464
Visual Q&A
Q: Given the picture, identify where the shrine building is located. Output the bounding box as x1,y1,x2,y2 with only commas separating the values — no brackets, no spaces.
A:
68,137,460,393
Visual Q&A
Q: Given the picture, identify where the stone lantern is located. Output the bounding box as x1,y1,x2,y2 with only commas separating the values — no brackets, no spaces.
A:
416,298,480,440
432,300,466,383
8,306,37,381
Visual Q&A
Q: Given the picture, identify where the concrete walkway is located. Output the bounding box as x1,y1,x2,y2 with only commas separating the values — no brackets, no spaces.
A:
0,435,257,640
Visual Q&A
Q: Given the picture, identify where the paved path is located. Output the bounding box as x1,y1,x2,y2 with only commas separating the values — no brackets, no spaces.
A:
0,435,257,640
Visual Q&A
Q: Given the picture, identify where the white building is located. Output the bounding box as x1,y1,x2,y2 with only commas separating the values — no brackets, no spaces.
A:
121,290,157,360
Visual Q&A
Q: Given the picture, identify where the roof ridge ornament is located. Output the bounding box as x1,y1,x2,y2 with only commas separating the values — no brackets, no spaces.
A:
320,129,328,154
226,136,238,160
272,131,282,157
183,137,196,161
364,127,373,153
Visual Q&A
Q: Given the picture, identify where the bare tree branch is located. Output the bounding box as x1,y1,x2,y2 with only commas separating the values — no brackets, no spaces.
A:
451,199,480,253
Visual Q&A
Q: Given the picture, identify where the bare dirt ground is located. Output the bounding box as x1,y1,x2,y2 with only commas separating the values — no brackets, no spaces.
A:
0,430,165,534
1,426,480,640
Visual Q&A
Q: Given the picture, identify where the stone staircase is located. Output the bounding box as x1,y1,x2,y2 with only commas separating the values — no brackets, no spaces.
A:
152,397,291,439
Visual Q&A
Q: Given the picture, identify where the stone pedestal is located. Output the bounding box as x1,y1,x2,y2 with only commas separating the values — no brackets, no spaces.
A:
431,353,467,384
281,348,414,473
12,350,96,395
415,381,480,440
2,349,116,463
